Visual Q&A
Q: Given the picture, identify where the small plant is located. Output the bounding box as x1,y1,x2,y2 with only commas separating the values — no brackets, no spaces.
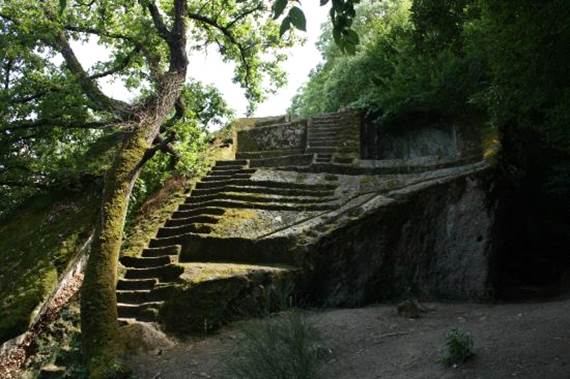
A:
440,327,475,366
222,312,324,379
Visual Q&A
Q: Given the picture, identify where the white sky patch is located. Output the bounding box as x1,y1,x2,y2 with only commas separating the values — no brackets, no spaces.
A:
69,3,328,117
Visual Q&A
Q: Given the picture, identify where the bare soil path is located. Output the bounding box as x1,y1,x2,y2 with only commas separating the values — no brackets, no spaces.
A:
126,298,570,379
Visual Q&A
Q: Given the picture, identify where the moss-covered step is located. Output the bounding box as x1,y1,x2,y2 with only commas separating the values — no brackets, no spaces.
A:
123,264,184,281
184,192,337,205
191,185,335,198
178,234,299,265
141,245,182,257
236,149,306,160
201,172,253,181
156,223,212,238
214,159,248,167
248,154,315,168
194,179,336,191
116,278,158,291
170,206,226,220
158,262,299,335
164,214,221,228
117,302,162,322
177,198,339,212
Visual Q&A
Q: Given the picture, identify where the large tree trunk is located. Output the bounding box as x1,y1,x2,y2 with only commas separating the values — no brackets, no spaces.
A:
80,73,186,378
80,126,152,377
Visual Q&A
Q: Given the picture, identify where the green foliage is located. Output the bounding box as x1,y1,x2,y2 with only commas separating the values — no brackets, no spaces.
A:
291,0,487,121
273,0,361,53
0,0,295,215
440,327,475,366
222,312,324,379
290,0,569,157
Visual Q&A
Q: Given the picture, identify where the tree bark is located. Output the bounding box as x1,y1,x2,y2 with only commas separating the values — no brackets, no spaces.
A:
80,126,150,377
80,72,186,378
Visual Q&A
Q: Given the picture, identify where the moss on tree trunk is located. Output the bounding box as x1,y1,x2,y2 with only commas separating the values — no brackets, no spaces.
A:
80,128,152,378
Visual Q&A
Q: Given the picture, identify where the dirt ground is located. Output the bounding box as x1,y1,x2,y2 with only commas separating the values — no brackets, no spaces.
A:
126,297,570,379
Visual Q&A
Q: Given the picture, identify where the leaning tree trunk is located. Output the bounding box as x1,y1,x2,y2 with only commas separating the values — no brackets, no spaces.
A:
80,73,186,378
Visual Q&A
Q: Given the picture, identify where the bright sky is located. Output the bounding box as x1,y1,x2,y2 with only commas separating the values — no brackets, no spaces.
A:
72,3,328,118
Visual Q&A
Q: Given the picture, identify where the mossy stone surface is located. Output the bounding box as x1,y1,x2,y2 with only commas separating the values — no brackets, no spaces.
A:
159,264,297,335
0,190,98,343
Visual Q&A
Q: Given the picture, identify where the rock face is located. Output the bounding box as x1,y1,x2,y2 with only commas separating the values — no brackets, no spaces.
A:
115,110,496,336
299,164,496,306
361,114,482,160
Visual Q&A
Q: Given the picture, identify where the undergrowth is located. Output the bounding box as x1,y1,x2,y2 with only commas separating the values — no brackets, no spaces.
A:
222,312,324,379
440,327,475,366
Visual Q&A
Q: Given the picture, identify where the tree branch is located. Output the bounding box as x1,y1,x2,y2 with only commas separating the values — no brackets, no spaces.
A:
89,47,140,80
187,11,252,85
63,25,164,82
226,4,265,29
135,131,178,171
142,0,171,39
51,31,131,117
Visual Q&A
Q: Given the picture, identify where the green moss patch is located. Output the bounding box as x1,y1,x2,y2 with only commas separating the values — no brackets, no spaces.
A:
0,190,98,343
160,264,297,335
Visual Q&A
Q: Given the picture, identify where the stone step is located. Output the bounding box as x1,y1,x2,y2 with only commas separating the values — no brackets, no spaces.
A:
117,278,157,291
170,207,226,220
249,154,314,168
308,137,342,144
141,245,182,257
308,129,341,140
176,198,339,212
190,185,334,198
157,223,212,238
307,147,337,154
210,165,247,172
311,124,343,129
182,192,337,207
120,255,174,268
207,168,256,176
311,146,354,154
311,116,343,126
124,264,184,281
334,156,355,164
236,149,304,159
201,173,253,181
194,179,336,192
215,159,248,167
116,289,165,304
117,302,162,321
164,214,221,228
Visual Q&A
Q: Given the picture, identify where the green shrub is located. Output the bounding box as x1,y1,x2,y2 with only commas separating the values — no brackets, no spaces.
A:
222,312,324,379
440,327,475,366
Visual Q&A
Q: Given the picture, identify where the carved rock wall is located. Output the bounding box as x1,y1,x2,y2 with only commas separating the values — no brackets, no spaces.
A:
300,165,497,305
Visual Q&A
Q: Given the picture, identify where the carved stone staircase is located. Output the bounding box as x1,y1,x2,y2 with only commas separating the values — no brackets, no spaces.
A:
117,159,340,324
307,112,360,164
115,109,490,332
